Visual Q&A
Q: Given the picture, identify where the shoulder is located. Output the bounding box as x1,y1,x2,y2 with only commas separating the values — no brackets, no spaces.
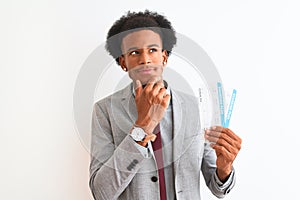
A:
94,83,132,108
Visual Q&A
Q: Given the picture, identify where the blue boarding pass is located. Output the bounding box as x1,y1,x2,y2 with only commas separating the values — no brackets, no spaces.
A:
217,82,225,127
217,82,237,128
224,89,237,127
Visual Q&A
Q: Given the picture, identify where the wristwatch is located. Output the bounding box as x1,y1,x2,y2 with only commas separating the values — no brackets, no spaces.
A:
130,126,147,142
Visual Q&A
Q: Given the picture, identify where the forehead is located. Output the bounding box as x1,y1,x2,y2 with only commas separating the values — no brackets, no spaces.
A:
121,30,162,51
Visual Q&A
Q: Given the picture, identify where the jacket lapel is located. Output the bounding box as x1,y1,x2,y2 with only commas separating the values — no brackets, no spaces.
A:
120,83,138,124
171,90,185,175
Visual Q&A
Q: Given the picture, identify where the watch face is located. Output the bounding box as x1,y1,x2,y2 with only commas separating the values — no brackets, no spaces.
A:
131,127,146,141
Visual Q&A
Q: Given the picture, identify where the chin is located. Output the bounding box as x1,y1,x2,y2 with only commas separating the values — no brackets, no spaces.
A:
140,76,160,85
130,73,162,85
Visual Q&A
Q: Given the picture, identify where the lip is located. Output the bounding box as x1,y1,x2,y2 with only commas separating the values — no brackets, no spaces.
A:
137,68,154,74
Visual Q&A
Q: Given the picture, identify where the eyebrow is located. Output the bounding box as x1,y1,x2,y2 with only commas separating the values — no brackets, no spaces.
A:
126,44,161,53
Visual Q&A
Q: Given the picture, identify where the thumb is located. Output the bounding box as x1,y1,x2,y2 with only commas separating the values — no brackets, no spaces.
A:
135,80,142,98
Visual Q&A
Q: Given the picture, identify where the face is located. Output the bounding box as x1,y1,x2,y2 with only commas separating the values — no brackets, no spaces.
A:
119,30,168,85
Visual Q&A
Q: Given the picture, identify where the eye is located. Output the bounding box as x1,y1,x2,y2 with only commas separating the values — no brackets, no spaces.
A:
129,50,139,55
149,48,158,53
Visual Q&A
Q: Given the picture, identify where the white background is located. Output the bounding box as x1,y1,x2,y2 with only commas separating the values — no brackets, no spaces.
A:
1,0,300,199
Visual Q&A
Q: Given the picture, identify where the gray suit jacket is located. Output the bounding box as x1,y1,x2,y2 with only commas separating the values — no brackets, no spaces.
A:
89,83,235,200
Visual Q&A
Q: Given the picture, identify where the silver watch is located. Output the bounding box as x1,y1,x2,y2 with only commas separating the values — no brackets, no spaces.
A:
130,126,147,141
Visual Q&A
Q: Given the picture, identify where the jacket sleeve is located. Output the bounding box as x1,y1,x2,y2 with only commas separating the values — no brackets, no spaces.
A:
89,101,146,200
201,142,236,198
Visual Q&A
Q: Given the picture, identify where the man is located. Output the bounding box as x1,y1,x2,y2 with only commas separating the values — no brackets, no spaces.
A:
89,10,242,200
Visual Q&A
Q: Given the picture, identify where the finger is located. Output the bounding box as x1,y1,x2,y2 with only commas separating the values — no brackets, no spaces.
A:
214,137,239,155
205,129,221,143
205,130,232,145
148,78,164,98
211,143,232,160
152,82,165,96
224,128,242,144
144,76,161,91
218,132,236,147
138,134,158,147
219,131,242,150
148,134,157,142
209,126,242,143
204,134,218,144
205,130,241,151
154,87,167,101
161,94,171,108
209,126,226,132
211,143,237,161
135,80,142,98
148,76,161,85
209,129,241,156
155,78,164,86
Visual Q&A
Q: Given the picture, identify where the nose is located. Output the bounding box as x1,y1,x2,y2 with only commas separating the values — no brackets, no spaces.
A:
139,51,151,65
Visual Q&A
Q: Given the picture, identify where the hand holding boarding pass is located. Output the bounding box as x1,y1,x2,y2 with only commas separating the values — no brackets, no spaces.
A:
204,83,242,181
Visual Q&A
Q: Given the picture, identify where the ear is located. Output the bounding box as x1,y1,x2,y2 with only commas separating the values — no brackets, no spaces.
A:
118,55,127,71
162,50,168,66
